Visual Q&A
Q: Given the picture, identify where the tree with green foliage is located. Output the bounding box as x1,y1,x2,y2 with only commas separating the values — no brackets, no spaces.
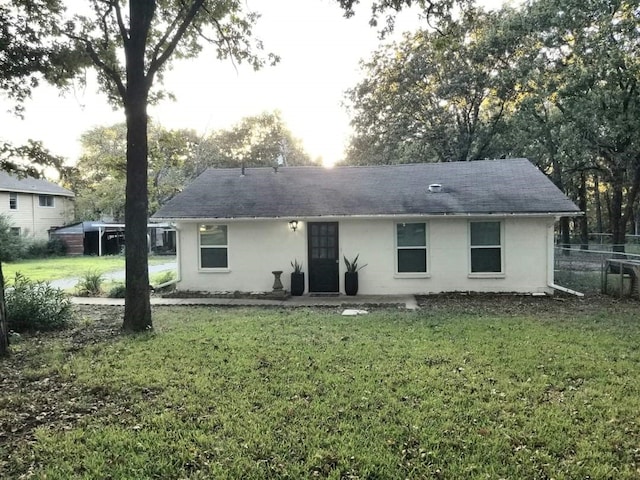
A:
0,216,17,356
60,1,276,332
498,0,640,251
337,0,470,34
345,0,640,250
1,0,87,355
69,114,313,222
0,1,85,115
69,123,210,221
68,123,128,221
345,7,520,164
537,0,640,251
212,111,315,167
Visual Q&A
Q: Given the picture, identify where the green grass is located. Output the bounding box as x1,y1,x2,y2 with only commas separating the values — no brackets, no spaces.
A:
555,270,602,293
2,305,640,479
2,255,175,282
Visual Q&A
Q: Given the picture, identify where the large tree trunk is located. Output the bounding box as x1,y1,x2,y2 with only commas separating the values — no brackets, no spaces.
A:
607,160,640,254
0,261,9,356
594,174,603,234
559,217,571,255
622,161,640,237
610,168,626,254
578,171,589,250
549,154,571,255
122,1,154,332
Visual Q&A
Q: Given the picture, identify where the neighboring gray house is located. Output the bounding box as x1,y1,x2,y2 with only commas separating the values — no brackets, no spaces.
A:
153,158,580,295
0,171,74,239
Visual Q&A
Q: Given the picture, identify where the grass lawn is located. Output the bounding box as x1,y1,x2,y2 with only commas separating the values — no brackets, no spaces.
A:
1,255,175,283
1,300,639,478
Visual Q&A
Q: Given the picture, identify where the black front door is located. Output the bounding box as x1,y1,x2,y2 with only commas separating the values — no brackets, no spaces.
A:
308,222,339,292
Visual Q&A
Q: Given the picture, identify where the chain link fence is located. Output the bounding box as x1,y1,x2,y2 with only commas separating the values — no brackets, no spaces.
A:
554,244,640,295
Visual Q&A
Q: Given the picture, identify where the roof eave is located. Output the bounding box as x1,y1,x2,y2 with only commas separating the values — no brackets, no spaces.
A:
0,188,75,197
152,211,582,222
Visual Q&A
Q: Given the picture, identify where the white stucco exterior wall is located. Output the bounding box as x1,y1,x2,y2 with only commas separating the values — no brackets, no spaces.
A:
175,216,556,295
176,219,308,293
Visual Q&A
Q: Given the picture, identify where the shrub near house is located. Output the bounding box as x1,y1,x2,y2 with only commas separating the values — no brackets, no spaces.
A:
5,274,72,332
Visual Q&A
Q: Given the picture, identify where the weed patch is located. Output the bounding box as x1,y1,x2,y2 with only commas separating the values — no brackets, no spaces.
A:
75,271,104,297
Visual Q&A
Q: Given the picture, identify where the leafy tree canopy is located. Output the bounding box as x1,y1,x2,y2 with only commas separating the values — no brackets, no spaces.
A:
345,0,640,248
0,0,85,112
69,122,208,221
63,1,278,108
69,112,314,221
345,6,522,164
212,111,316,168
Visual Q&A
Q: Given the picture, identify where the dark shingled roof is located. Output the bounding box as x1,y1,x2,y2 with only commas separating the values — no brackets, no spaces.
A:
0,171,74,197
153,158,580,220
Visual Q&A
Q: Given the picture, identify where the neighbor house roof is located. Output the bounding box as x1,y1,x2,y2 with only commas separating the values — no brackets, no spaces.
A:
153,158,580,220
0,171,74,197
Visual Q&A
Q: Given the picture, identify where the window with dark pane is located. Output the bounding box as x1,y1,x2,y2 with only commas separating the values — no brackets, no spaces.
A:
201,248,227,268
311,222,338,260
470,222,502,273
470,221,500,246
38,194,54,207
396,223,427,273
199,224,228,269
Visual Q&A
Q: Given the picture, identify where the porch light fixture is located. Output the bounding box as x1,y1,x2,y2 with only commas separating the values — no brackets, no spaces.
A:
289,220,299,232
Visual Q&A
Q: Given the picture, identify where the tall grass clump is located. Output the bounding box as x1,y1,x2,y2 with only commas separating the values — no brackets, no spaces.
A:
75,270,104,297
5,274,72,332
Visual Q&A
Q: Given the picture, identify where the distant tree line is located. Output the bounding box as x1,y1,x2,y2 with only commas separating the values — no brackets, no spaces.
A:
65,111,316,221
344,0,640,252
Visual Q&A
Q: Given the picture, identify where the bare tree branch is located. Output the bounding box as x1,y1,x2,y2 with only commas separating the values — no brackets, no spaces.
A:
150,4,188,65
66,29,127,101
112,0,130,44
147,0,206,80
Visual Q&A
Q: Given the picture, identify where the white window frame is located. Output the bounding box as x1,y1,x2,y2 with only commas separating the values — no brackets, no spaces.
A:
394,221,430,278
9,192,17,210
38,194,55,208
468,220,505,277
198,224,229,272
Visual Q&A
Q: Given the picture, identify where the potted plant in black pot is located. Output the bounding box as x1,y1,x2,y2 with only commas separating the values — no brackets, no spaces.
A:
290,259,305,296
344,254,367,296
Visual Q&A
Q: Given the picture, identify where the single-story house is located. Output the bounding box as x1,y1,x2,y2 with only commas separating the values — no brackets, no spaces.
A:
152,158,580,295
0,171,74,239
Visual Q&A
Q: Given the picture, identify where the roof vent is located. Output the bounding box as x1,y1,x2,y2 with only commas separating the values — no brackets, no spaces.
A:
428,183,442,193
